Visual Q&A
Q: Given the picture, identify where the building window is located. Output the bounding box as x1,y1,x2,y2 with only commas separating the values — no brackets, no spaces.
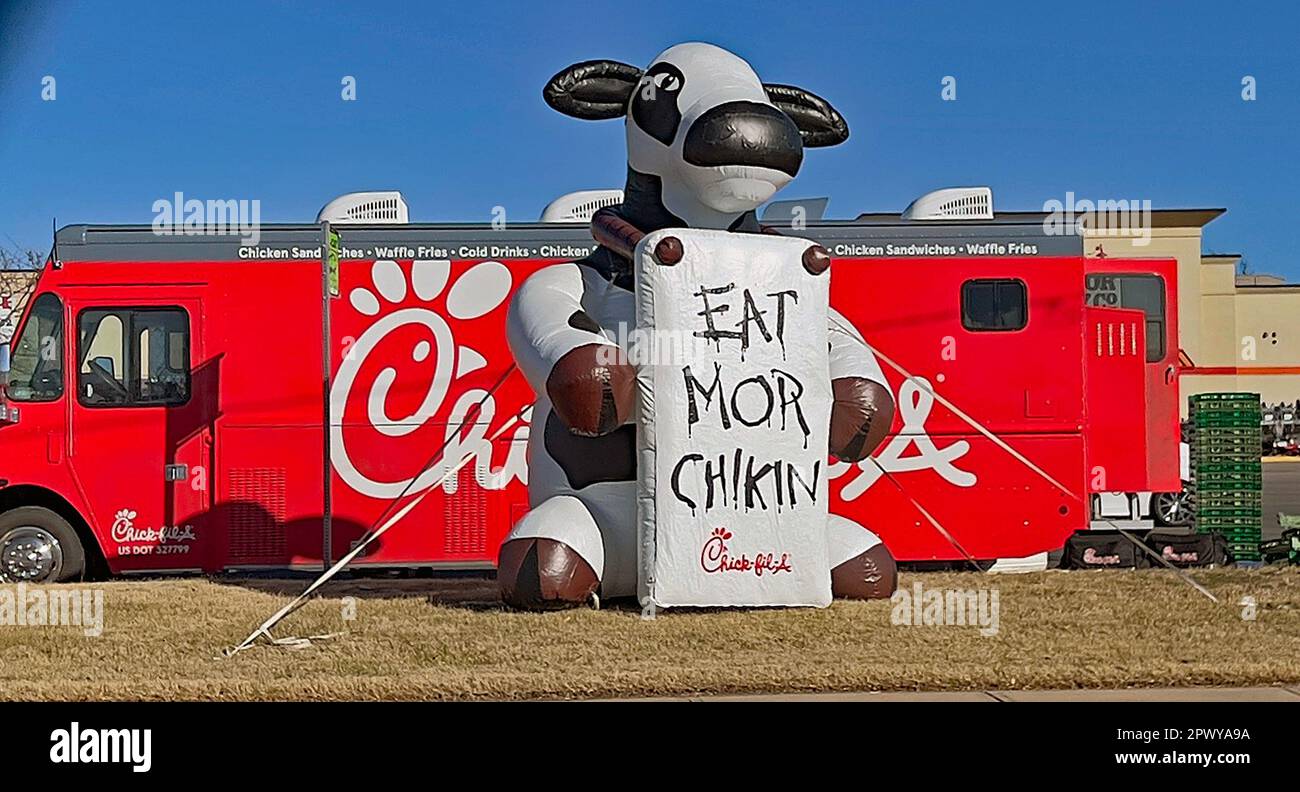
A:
77,308,190,407
961,278,1027,331
1085,273,1166,362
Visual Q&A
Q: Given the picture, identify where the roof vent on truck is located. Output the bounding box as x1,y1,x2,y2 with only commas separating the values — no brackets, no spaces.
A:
317,191,410,224
540,189,624,223
902,186,994,220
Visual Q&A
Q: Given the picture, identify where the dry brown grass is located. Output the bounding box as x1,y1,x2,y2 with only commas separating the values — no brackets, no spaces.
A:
2,567,1299,701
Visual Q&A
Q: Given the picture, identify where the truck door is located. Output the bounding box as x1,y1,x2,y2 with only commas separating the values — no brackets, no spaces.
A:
1083,306,1150,493
64,294,214,571
1083,259,1181,491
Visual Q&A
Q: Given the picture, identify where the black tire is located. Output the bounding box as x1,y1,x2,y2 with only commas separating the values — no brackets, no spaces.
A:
1153,489,1194,528
0,506,86,583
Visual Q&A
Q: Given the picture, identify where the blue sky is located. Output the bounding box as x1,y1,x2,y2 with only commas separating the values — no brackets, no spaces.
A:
1,0,1297,279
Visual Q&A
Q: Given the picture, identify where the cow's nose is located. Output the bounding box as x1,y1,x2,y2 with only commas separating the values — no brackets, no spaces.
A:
683,101,803,177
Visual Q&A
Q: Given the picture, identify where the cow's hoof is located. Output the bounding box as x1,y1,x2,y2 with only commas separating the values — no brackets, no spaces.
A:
546,344,636,437
802,244,831,275
653,235,683,265
498,537,599,610
831,543,898,600
829,377,896,463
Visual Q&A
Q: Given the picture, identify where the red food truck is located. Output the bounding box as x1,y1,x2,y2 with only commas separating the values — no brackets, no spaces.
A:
0,190,1179,583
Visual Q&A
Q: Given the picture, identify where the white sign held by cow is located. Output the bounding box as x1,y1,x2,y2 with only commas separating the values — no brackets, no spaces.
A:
635,229,832,609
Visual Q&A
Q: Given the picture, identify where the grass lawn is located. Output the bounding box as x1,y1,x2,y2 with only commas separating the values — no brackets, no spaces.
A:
2,567,1299,700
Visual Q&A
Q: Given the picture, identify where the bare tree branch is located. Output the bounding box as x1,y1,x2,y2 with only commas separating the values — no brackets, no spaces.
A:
0,243,42,343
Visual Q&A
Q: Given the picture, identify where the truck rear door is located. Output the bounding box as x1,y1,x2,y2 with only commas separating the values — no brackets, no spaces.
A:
1083,306,1149,493
1083,258,1181,491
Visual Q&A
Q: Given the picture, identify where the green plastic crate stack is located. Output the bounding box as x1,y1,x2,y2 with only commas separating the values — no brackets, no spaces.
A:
1188,393,1262,561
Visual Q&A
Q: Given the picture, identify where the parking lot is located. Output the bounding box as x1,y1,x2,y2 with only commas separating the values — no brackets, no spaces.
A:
1264,459,1300,539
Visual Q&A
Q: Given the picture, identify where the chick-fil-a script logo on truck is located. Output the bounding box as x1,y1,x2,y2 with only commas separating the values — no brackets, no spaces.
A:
330,260,978,513
330,259,531,501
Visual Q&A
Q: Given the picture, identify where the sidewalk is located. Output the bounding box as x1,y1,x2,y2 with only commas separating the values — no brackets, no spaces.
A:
624,686,1300,702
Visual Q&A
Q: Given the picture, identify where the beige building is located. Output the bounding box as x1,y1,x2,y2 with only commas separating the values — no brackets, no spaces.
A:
1084,212,1300,413
0,271,39,344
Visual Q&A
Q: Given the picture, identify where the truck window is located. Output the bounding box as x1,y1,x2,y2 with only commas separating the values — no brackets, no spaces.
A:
136,310,190,404
7,293,64,402
961,278,1027,331
1085,273,1166,362
77,308,190,407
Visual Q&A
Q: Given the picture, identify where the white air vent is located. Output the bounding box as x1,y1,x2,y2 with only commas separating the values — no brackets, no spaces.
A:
540,189,624,223
317,191,410,224
902,187,993,220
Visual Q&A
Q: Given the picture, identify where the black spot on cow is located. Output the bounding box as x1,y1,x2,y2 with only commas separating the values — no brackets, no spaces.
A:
544,412,636,490
567,309,602,334
630,62,685,146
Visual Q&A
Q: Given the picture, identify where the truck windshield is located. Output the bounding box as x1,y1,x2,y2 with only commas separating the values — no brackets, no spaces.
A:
8,293,64,402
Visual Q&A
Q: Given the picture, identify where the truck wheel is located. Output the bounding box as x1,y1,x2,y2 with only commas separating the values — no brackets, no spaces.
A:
0,507,86,583
1153,490,1194,528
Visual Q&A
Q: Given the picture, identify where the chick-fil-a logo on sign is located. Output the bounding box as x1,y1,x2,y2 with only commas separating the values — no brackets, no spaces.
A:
700,527,793,577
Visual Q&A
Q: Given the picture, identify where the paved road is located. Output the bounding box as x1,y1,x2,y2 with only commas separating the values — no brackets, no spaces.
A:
1263,460,1300,539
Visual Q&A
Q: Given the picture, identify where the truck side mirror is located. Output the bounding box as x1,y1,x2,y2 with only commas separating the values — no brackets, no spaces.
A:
0,342,12,422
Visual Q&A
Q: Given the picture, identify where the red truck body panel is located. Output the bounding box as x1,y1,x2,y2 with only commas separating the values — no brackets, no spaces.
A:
0,222,1179,571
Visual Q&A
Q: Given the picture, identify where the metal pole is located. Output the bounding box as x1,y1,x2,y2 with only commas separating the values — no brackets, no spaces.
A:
321,222,334,571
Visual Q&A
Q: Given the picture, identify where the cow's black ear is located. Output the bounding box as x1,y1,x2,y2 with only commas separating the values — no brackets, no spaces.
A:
764,84,850,147
544,60,643,120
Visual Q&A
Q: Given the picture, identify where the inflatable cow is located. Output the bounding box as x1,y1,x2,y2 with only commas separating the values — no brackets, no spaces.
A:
499,42,898,609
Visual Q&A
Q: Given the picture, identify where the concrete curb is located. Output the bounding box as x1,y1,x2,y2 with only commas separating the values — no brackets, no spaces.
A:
618,686,1300,702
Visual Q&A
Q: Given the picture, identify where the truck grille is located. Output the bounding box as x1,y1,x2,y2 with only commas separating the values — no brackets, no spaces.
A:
442,466,488,556
228,467,287,564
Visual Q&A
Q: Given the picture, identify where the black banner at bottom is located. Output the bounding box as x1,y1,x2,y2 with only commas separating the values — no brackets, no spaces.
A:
3,698,1292,781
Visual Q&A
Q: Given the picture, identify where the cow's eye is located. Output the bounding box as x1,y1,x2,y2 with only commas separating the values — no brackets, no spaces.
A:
654,72,681,92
